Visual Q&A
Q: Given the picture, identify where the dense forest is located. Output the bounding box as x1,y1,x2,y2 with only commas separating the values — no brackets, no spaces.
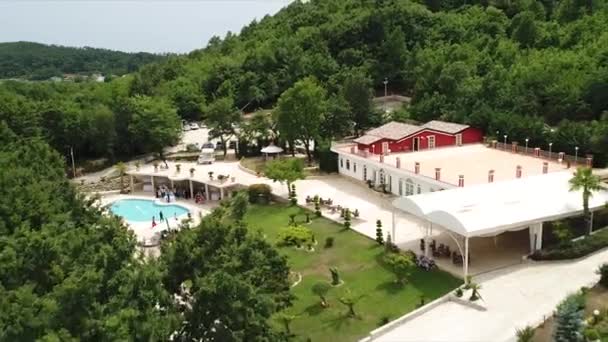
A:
1,0,608,165
0,41,164,80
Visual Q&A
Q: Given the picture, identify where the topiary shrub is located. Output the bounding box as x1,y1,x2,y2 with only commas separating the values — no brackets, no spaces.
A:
343,209,351,230
330,267,340,285
375,219,384,244
277,225,314,248
290,183,297,205
314,198,321,217
247,183,272,204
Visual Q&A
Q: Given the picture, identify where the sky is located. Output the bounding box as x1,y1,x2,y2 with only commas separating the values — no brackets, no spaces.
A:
0,1,292,53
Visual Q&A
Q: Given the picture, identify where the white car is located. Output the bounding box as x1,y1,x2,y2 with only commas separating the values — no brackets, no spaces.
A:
189,123,200,130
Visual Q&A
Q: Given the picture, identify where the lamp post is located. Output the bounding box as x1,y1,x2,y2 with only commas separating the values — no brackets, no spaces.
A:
68,146,76,179
575,146,579,164
383,78,388,112
503,134,507,150
383,77,388,98
549,142,553,159
525,138,529,154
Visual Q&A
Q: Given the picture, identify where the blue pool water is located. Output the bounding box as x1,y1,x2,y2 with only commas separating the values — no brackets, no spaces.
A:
110,199,189,222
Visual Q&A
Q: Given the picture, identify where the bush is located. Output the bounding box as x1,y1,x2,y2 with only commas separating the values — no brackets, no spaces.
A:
515,326,535,342
186,143,199,152
247,183,272,203
531,228,608,261
378,316,390,327
553,294,585,342
325,237,334,248
277,225,314,247
597,263,608,287
584,329,600,341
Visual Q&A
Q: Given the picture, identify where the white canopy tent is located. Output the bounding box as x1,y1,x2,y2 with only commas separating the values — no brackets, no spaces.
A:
261,144,283,160
392,171,608,279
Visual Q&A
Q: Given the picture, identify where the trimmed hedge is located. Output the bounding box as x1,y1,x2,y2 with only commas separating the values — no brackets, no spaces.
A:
531,228,608,261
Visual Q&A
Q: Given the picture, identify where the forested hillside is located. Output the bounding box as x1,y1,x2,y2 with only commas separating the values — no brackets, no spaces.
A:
0,41,164,80
1,0,607,165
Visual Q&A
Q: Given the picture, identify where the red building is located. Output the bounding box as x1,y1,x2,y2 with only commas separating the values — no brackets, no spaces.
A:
354,120,483,154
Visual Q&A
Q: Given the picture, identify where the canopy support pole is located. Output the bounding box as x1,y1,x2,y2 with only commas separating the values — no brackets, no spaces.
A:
151,176,155,193
424,222,431,257
129,175,134,193
189,180,194,201
464,237,469,283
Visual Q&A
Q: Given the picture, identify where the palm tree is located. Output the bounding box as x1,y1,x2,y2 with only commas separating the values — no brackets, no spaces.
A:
115,162,128,192
569,167,605,235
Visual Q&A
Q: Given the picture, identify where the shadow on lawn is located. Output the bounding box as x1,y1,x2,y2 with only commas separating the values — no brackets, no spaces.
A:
326,311,362,331
375,280,405,295
303,302,325,317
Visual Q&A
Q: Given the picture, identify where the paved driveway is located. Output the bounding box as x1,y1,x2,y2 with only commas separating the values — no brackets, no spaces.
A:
371,248,608,342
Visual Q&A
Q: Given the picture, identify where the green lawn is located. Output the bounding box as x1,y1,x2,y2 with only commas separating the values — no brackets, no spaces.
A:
244,204,462,342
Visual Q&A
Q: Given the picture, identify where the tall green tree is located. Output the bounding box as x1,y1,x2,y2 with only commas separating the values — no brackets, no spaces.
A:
160,215,292,340
127,95,181,159
0,123,178,340
275,77,326,163
569,167,605,235
206,97,242,157
264,158,305,194
341,72,375,136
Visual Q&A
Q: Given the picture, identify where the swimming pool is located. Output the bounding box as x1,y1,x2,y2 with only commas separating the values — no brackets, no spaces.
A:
110,199,189,222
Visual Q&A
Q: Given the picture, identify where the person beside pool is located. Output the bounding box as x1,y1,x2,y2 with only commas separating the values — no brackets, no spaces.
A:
152,216,156,228
174,212,178,221
159,211,164,221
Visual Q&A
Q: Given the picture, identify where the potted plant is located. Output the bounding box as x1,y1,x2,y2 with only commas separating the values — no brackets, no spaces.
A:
208,171,214,180
153,161,159,172
353,209,360,218
175,164,181,173
189,167,195,177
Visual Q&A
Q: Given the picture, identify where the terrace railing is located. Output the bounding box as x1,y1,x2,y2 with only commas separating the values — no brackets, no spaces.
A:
488,140,592,168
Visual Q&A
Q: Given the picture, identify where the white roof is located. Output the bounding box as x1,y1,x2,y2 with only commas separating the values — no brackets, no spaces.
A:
422,120,469,134
366,121,421,140
353,134,383,145
393,171,608,237
261,144,283,154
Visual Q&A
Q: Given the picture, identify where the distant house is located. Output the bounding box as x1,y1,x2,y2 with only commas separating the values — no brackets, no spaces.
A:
353,120,483,155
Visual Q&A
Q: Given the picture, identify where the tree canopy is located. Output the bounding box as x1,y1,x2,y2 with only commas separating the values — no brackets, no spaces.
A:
2,0,608,165
0,41,164,80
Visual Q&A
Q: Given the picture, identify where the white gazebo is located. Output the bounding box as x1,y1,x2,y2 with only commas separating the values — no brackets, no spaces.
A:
261,144,283,160
392,171,608,280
